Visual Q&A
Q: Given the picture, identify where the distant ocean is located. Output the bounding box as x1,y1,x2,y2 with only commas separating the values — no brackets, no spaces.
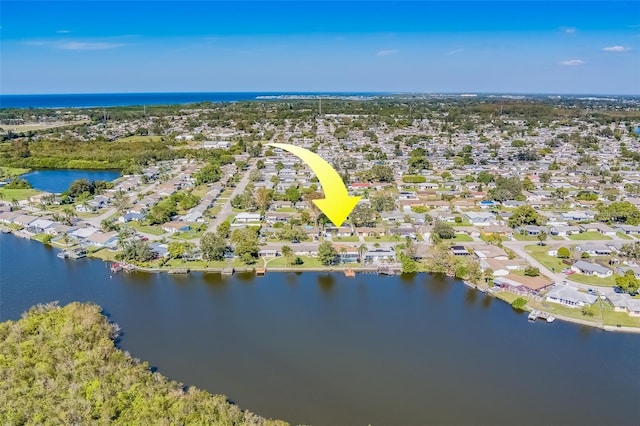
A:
0,92,382,109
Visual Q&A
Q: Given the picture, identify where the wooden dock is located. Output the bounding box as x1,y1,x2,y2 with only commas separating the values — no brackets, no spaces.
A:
344,268,355,277
168,268,189,275
377,266,395,276
528,310,555,323
256,268,266,276
221,267,235,275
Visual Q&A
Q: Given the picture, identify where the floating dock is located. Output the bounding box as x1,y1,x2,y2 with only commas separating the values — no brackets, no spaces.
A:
344,268,355,277
256,268,266,276
168,268,189,275
221,267,235,275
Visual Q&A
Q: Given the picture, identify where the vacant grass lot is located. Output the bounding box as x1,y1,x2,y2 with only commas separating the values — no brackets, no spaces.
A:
568,232,611,241
525,244,570,273
332,236,360,242
267,256,326,268
0,188,40,201
130,222,165,235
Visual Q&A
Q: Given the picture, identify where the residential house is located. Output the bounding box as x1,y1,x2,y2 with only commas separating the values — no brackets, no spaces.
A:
13,214,38,228
234,212,262,223
576,244,613,256
355,227,386,237
28,218,54,234
332,244,359,263
450,245,470,256
465,211,496,226
607,293,640,316
118,212,144,223
615,224,640,235
549,224,581,236
161,221,191,234
493,274,554,295
364,248,396,263
84,231,118,249
546,286,597,308
518,225,547,236
571,260,613,278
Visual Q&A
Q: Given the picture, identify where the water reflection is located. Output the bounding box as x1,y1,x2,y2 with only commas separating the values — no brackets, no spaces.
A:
481,295,493,309
317,273,336,295
464,287,478,305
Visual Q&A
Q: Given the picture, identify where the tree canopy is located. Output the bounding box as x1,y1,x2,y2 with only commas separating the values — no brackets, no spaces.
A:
0,302,286,425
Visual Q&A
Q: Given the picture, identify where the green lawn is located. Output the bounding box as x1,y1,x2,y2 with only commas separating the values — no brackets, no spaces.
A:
89,248,119,262
364,235,397,243
275,207,297,213
601,307,640,327
512,233,540,242
616,232,633,240
0,188,40,201
449,233,473,242
567,273,616,287
190,185,210,198
525,244,570,274
540,301,602,323
333,235,360,242
267,256,325,268
550,235,565,241
0,167,30,179
31,233,50,243
171,228,206,240
568,232,611,241
130,222,166,235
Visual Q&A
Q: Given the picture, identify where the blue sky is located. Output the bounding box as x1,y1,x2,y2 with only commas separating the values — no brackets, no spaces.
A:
1,1,639,94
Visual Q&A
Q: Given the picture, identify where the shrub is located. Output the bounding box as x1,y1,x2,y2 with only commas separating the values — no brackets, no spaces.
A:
511,297,527,310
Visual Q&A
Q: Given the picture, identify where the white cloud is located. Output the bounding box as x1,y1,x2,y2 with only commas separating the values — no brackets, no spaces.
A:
57,41,124,50
445,48,464,56
56,30,71,34
376,49,398,57
563,27,577,34
559,59,585,66
603,45,630,52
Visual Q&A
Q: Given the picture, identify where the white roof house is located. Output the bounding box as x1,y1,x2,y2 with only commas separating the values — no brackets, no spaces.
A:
546,286,597,308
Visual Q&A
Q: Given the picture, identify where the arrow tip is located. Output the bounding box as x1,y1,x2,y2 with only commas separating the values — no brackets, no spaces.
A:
313,196,361,227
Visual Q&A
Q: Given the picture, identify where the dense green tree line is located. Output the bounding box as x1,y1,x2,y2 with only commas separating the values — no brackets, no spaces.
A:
0,302,286,425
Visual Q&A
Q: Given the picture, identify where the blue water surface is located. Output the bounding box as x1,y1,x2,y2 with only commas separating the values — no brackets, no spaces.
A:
22,169,120,193
0,92,382,109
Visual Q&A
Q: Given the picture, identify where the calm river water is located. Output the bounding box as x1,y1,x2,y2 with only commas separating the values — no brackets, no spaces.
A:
21,169,121,193
0,233,638,425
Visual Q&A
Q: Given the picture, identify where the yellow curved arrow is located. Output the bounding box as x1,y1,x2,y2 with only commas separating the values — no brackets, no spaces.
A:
268,143,360,227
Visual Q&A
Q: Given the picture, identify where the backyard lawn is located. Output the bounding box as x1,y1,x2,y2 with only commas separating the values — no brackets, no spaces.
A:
616,232,633,240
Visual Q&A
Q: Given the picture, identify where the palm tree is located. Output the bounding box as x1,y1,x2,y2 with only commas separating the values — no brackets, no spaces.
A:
358,244,368,265
339,247,347,264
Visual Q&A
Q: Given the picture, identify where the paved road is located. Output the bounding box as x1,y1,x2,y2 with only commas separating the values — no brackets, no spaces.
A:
206,160,256,234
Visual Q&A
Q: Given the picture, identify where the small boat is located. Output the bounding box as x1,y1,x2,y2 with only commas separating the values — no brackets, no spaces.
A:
546,316,556,323
110,262,122,273
57,251,68,259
